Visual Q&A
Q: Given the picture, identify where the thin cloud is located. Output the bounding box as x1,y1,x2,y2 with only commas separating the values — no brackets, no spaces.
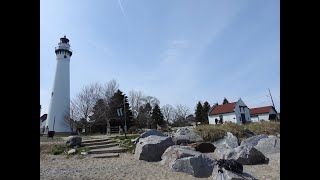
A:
117,0,126,17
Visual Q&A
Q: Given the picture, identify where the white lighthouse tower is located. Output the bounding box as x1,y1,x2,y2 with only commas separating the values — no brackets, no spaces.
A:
46,36,73,133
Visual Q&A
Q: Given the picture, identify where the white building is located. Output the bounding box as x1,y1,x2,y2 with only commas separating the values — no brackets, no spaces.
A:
208,98,251,125
45,36,73,133
250,106,277,122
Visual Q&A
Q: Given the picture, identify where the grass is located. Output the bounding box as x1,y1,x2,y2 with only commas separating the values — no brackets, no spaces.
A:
112,134,139,153
195,121,280,142
50,144,66,155
49,144,91,157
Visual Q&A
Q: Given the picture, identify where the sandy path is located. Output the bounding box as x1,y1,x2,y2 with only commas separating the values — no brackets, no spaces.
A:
40,137,279,180
40,153,210,180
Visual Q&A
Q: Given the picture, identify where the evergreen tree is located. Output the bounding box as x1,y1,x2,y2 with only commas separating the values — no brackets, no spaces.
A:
195,101,203,124
108,89,133,128
202,101,211,124
89,99,108,133
223,98,229,104
136,103,152,129
151,104,165,128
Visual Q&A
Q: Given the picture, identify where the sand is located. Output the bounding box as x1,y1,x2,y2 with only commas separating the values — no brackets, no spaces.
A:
40,139,279,180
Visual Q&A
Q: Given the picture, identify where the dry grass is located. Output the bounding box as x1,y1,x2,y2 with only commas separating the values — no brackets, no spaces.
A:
195,121,280,142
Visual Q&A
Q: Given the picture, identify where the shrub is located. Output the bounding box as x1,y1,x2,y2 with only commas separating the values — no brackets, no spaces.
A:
50,144,66,155
195,121,280,142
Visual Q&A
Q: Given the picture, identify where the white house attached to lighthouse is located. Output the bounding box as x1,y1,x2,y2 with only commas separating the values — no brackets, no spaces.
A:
45,36,72,133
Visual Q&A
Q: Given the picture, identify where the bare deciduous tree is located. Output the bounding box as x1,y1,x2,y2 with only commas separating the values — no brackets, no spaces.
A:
142,96,160,108
128,90,145,119
161,104,174,124
103,79,119,104
171,104,191,127
73,82,104,127
62,100,78,132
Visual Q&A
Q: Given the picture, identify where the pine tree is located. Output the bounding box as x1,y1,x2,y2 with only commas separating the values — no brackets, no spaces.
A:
108,89,133,128
136,103,152,129
89,99,108,133
195,101,203,125
202,101,211,124
151,104,164,129
223,98,229,104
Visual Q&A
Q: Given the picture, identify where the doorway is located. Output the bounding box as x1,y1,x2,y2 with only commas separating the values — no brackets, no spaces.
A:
241,114,246,124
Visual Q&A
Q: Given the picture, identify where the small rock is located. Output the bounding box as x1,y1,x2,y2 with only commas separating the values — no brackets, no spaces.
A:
67,149,76,155
81,152,88,155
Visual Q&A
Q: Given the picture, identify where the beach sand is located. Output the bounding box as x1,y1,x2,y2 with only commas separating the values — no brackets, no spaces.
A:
40,140,279,180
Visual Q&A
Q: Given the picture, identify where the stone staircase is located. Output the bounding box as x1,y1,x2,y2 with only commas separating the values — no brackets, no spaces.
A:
82,138,127,158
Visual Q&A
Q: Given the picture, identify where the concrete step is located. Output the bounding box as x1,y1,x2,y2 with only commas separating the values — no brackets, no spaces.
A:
82,138,112,143
86,143,119,149
91,153,120,158
82,140,117,146
88,147,127,154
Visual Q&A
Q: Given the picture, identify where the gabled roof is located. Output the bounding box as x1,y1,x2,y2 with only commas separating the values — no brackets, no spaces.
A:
250,106,276,115
209,102,237,115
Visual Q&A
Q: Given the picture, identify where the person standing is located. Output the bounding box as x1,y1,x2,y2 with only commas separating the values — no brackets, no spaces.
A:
42,126,45,135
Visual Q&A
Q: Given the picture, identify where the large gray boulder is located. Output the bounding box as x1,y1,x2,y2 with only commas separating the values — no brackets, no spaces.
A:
254,136,280,156
172,127,203,145
170,154,215,178
65,136,82,148
161,145,201,168
240,134,268,147
133,129,166,144
211,147,231,160
140,129,166,138
134,135,174,162
213,132,239,148
212,166,256,180
224,145,268,165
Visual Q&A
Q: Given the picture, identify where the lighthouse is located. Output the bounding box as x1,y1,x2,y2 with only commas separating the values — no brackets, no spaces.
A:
46,36,73,133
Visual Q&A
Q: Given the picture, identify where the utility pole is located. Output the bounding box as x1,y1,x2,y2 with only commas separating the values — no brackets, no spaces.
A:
123,95,127,138
268,88,275,108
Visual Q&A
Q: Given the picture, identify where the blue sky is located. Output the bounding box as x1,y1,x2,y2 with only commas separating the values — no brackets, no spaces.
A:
40,0,280,115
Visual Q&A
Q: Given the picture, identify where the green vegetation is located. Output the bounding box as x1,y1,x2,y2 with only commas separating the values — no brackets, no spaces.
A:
195,121,280,142
50,144,66,155
112,134,139,153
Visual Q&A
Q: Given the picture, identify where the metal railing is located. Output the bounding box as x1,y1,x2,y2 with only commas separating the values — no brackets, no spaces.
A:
55,46,73,53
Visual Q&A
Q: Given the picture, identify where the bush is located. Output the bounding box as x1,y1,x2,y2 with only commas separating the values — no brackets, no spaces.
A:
127,126,138,134
50,144,66,155
195,121,280,142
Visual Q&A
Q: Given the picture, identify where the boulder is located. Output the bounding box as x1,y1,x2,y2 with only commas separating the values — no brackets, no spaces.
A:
172,128,203,145
211,147,230,160
134,129,167,144
224,145,268,165
140,129,166,139
254,136,280,156
213,132,239,148
161,145,201,167
65,136,82,148
216,159,243,174
134,135,174,162
240,134,268,147
212,166,256,180
191,142,216,153
170,154,215,178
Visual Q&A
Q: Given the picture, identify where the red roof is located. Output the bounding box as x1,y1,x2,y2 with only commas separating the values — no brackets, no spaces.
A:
250,106,274,115
209,102,236,115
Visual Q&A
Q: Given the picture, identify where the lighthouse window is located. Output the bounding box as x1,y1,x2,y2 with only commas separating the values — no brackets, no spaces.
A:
64,55,67,58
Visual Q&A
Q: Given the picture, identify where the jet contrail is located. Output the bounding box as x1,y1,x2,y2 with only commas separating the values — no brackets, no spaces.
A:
117,0,126,17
